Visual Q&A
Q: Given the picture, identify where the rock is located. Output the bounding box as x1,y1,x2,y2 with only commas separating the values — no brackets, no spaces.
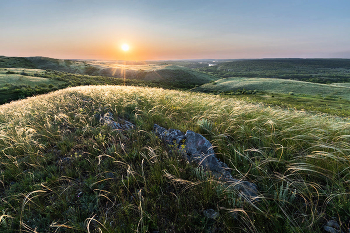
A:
324,220,341,233
100,112,135,130
185,130,221,171
203,209,219,219
154,124,186,147
324,226,340,233
105,172,115,179
153,124,258,200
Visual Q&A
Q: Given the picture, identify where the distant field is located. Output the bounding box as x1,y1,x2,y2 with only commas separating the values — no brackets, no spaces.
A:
196,77,350,100
87,60,168,71
0,68,62,87
195,58,350,83
330,83,350,88
0,68,65,104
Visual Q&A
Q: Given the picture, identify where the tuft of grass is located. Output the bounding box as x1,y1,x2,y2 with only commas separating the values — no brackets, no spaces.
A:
0,85,349,232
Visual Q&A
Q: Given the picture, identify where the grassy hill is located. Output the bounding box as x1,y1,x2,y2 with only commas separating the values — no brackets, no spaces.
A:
196,58,350,83
0,85,350,232
0,56,218,105
141,67,217,88
27,56,87,74
0,56,217,91
0,68,65,104
196,77,350,100
194,77,350,117
0,57,36,69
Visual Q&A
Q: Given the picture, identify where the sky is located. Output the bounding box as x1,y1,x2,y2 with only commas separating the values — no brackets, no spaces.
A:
0,0,350,60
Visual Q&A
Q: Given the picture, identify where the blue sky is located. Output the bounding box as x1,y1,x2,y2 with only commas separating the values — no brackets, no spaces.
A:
0,0,349,60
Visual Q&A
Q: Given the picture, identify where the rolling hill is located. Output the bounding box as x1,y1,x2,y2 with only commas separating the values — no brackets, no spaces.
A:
0,85,349,232
196,77,350,100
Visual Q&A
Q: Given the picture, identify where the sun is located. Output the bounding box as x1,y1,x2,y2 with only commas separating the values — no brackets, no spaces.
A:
121,44,130,51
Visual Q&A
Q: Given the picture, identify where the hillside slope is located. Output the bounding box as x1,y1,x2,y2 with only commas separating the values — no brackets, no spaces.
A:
196,77,350,100
0,56,36,68
196,58,350,83
1,86,350,232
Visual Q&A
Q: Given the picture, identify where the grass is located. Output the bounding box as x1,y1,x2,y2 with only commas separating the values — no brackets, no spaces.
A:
195,58,350,83
194,77,350,117
0,68,59,86
219,93,350,118
0,57,36,69
196,77,350,100
1,85,350,232
0,68,65,104
330,83,350,88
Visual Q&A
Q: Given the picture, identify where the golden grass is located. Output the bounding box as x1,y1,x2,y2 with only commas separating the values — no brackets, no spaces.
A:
1,85,350,232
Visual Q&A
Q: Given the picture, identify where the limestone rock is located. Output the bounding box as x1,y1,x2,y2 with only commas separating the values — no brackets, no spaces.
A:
203,209,219,219
153,124,258,200
100,112,134,130
324,220,341,233
154,124,185,147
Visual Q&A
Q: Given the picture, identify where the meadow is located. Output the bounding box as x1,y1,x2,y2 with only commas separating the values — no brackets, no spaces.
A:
1,57,350,232
0,68,65,104
0,85,350,232
193,77,350,117
194,59,350,84
196,77,350,100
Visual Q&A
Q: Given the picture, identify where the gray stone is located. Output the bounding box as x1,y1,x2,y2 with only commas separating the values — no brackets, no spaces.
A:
203,209,219,219
327,220,340,229
100,112,134,130
324,226,340,233
154,124,185,147
153,124,258,200
324,220,341,233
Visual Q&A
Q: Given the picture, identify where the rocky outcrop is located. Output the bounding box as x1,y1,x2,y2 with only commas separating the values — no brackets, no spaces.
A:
153,124,258,200
99,112,135,130
97,113,257,199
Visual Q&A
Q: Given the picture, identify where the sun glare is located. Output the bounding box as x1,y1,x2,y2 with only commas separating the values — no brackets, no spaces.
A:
121,44,130,51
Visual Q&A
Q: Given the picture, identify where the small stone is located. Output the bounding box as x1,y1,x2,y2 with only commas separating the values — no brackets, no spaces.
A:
324,226,340,233
100,112,135,130
324,219,341,233
327,220,340,229
203,209,219,219
105,172,115,179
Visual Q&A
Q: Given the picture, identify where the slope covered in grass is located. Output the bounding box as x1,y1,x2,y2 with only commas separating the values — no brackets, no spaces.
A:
196,77,350,100
0,68,65,104
0,86,350,232
141,67,217,87
0,57,36,69
196,58,350,83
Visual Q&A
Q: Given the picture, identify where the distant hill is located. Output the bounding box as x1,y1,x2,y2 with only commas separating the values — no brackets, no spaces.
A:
0,56,218,89
195,77,350,100
196,58,350,83
26,56,87,74
0,56,36,68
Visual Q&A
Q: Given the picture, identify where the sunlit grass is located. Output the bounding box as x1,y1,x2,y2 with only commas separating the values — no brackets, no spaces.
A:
197,77,350,100
0,68,62,87
0,85,350,232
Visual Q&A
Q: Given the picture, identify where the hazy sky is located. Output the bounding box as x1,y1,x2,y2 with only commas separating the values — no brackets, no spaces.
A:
1,0,350,60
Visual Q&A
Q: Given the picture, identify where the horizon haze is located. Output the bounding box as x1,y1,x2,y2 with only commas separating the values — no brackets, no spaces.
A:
1,0,350,60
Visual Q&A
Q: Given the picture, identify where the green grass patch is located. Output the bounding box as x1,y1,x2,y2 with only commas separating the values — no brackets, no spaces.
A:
196,77,350,100
232,93,350,118
195,58,350,83
0,85,350,232
0,68,65,104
